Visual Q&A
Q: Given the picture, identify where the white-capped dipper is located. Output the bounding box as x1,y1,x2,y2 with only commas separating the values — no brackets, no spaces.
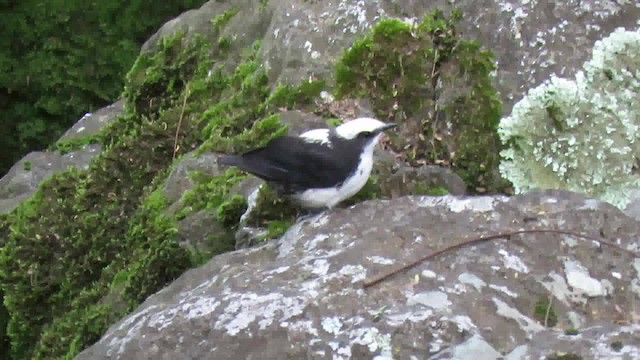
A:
217,117,396,209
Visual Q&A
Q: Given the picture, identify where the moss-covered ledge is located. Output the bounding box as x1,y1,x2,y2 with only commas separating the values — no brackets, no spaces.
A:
0,13,324,357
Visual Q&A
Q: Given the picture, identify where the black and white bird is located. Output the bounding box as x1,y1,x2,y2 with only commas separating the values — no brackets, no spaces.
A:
217,117,397,209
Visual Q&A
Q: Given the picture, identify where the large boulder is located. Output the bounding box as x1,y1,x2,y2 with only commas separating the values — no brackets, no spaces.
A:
259,0,640,112
75,190,640,359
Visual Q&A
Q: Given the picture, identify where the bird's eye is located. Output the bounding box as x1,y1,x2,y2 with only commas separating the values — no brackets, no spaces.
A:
358,131,373,138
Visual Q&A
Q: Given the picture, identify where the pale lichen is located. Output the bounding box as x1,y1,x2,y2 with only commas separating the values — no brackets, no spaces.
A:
499,27,640,208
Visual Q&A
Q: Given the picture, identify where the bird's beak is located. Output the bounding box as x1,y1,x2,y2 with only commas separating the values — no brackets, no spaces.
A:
380,123,397,132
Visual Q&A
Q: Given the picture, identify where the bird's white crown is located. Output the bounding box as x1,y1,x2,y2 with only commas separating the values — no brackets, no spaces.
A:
334,117,389,140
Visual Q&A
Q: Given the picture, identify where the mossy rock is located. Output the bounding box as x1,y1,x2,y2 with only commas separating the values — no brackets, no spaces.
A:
334,9,506,193
0,25,325,358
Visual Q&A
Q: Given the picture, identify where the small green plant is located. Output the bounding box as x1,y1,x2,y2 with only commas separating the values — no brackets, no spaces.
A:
414,182,449,196
326,118,343,127
211,8,239,31
533,297,558,327
22,161,32,171
52,134,101,154
546,353,583,360
563,327,579,336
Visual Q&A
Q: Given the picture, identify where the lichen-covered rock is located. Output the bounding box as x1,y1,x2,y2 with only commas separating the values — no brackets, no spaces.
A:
260,0,640,112
75,190,640,359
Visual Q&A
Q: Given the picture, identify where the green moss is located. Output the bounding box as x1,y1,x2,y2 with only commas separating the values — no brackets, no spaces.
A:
610,340,623,351
22,161,31,172
268,80,325,110
564,327,579,336
177,168,248,223
245,184,300,240
0,27,252,359
52,134,101,155
326,118,343,127
218,36,232,51
546,353,583,360
533,297,558,327
264,219,296,240
211,8,239,31
414,182,448,196
334,9,504,193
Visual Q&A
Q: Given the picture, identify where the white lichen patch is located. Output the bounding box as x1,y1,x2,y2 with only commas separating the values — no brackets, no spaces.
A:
350,327,393,358
367,256,395,265
321,316,343,335
408,291,452,310
214,292,306,335
489,284,519,298
493,297,544,336
416,195,506,213
338,264,367,283
422,269,438,279
449,334,503,359
334,0,386,34
538,271,572,305
305,233,330,251
498,249,530,273
458,272,487,291
264,266,290,276
310,259,331,276
385,309,433,326
563,259,608,297
633,258,640,296
592,324,640,358
287,320,319,337
452,315,477,332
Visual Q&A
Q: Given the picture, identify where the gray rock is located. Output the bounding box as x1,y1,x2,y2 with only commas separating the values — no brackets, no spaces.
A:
0,100,124,215
74,190,640,359
58,99,124,141
163,151,222,211
138,0,639,116
0,145,101,215
259,0,640,113
383,164,468,197
278,110,327,136
176,210,233,256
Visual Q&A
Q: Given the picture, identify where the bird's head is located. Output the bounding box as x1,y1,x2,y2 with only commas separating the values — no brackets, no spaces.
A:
334,117,397,142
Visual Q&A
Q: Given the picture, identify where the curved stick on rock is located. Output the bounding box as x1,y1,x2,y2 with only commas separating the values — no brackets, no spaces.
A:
362,229,639,289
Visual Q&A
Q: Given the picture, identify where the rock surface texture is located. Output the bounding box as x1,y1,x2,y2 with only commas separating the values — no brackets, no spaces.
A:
76,190,640,359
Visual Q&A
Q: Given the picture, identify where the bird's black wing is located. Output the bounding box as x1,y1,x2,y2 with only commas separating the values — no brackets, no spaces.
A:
236,135,358,191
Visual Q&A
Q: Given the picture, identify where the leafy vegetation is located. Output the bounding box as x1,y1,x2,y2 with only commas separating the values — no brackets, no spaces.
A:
0,0,207,177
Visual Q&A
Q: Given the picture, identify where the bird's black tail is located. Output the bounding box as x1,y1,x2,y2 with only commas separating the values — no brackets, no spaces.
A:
217,154,242,168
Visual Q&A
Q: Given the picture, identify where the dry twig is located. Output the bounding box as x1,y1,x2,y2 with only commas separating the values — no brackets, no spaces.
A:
173,83,191,160
362,229,638,289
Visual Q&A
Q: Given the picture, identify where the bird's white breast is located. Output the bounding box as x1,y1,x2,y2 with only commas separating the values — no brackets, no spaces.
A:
292,135,379,209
